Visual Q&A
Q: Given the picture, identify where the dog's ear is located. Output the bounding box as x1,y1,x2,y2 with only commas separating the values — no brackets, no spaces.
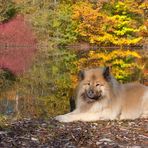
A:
78,70,85,81
103,67,111,81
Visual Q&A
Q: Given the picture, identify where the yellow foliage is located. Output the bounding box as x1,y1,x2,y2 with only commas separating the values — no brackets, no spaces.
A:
72,1,145,45
71,49,142,84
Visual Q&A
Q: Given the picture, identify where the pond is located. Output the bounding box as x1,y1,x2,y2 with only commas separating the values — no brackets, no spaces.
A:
0,46,148,118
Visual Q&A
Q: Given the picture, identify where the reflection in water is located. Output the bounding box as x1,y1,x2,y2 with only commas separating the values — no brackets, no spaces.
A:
0,47,147,118
0,98,15,115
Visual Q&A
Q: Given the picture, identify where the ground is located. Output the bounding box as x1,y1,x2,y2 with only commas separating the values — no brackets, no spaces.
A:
0,118,148,148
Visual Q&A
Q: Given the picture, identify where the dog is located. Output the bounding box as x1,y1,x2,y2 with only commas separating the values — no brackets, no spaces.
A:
55,67,148,122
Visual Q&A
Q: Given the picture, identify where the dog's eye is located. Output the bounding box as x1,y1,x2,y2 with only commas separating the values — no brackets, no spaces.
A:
84,82,90,86
96,84,100,87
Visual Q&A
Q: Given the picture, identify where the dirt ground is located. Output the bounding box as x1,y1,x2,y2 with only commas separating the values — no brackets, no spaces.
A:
0,118,148,148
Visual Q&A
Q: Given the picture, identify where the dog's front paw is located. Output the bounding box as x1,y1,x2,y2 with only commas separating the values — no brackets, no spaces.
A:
55,115,71,122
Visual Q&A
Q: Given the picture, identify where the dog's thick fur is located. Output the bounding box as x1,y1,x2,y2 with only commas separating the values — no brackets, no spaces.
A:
55,67,148,122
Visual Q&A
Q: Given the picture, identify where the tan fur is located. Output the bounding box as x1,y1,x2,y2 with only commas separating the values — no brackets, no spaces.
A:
55,68,148,122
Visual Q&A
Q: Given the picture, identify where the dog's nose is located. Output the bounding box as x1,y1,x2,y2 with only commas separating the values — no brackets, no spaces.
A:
87,90,95,99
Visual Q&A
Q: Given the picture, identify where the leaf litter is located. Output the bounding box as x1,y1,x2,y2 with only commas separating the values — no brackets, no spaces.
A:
0,118,147,148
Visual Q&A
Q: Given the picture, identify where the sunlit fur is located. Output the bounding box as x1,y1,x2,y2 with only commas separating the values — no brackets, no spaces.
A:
55,67,148,122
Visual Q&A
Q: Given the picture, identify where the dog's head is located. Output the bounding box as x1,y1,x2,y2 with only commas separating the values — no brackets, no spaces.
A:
78,67,112,103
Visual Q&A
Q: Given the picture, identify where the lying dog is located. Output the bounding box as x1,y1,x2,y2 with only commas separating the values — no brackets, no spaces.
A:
55,67,148,122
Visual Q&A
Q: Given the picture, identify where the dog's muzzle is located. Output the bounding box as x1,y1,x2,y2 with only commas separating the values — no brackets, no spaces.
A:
86,89,102,100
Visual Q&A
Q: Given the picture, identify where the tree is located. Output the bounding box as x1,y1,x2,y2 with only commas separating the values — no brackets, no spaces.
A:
72,0,146,46
0,16,37,75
